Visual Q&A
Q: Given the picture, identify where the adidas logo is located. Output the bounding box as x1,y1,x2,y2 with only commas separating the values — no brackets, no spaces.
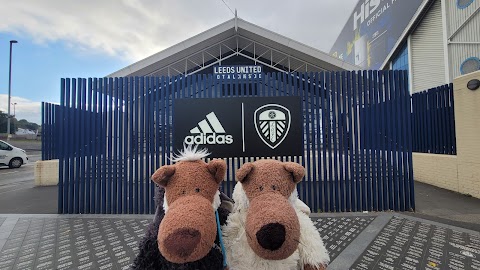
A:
184,112,234,145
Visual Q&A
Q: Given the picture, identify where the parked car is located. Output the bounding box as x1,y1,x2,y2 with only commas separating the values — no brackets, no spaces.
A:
0,140,29,168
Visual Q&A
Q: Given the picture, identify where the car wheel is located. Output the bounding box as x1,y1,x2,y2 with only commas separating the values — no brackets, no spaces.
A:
9,158,23,169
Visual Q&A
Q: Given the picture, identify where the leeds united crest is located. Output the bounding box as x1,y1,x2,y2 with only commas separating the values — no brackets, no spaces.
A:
254,104,291,149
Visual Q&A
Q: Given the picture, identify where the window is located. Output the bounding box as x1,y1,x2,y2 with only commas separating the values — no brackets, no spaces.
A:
457,0,474,9
460,57,480,75
0,141,11,151
392,43,409,72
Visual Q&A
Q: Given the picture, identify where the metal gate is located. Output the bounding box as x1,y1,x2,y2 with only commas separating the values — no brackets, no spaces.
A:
42,70,414,214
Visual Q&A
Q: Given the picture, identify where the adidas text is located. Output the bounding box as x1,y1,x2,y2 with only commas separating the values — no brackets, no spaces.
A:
184,133,234,145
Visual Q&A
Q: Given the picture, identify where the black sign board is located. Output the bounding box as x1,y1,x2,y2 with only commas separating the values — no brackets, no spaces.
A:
173,97,303,158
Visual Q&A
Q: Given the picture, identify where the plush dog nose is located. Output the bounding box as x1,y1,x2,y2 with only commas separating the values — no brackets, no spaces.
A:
164,228,201,258
256,223,286,251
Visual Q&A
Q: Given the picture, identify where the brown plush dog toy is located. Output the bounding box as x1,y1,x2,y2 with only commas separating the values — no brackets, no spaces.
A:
222,159,329,270
132,146,232,269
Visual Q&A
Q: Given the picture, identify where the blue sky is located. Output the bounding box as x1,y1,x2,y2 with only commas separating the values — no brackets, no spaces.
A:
0,32,128,106
0,0,356,125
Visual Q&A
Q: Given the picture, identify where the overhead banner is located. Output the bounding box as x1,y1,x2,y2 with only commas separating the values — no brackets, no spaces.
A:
173,97,302,158
330,0,423,69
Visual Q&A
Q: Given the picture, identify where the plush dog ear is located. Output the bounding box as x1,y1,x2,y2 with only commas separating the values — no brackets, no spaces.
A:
207,159,227,184
283,162,305,184
236,162,254,183
151,165,176,187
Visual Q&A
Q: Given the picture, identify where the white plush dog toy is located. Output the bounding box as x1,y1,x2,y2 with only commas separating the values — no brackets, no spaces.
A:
222,159,329,270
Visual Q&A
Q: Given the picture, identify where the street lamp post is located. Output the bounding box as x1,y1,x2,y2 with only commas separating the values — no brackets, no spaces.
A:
12,102,17,117
7,40,18,141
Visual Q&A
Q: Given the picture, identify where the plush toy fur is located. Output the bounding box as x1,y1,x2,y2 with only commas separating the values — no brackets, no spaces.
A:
222,159,329,270
132,147,233,270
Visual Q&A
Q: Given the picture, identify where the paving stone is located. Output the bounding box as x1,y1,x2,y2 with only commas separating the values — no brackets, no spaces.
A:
313,216,376,261
351,216,480,270
1,218,150,270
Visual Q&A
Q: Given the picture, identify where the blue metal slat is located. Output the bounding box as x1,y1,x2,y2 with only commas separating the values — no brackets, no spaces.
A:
385,71,394,210
65,79,72,213
304,72,313,208
431,89,437,153
448,84,455,154
112,78,119,214
375,70,388,211
160,77,166,171
423,92,429,152
412,94,418,152
100,79,108,214
312,72,320,212
80,79,86,214
85,78,93,214
58,80,65,213
324,72,334,212
437,87,444,153
400,71,410,210
372,71,380,211
443,86,451,154
118,77,125,213
432,88,439,153
345,72,354,211
351,72,360,211
124,77,130,213
379,71,388,211
129,78,135,214
449,84,456,154
45,103,49,159
396,71,405,211
405,74,415,210
297,72,305,203
443,85,451,154
438,87,445,154
364,70,372,211
425,91,430,153
332,72,340,212
144,77,150,214
41,103,45,160
416,93,422,152
391,71,400,211
106,78,113,214
415,93,421,152
92,78,99,213
366,71,374,209
339,71,347,212
139,77,145,214
359,71,367,211
71,78,79,214
150,77,156,213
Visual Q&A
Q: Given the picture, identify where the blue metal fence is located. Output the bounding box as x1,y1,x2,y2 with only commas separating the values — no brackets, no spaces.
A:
412,84,456,155
42,70,414,214
41,102,59,160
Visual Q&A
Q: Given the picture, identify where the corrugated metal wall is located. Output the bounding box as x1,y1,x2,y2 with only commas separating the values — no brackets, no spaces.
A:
446,0,480,78
410,0,446,93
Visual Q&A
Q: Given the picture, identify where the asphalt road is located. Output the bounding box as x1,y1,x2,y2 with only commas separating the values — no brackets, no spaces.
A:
0,151,58,214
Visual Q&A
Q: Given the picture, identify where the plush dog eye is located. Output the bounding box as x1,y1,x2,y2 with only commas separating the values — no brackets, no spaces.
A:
195,188,200,193
259,186,263,191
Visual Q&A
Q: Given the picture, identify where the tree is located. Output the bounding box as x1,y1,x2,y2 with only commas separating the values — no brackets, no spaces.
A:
16,119,39,131
0,110,16,134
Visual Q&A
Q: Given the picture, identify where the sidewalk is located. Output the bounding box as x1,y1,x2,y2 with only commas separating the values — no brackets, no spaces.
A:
1,213,479,270
1,181,480,269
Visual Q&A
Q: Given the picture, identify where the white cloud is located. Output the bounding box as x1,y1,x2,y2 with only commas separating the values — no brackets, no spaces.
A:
0,94,43,124
0,0,356,62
